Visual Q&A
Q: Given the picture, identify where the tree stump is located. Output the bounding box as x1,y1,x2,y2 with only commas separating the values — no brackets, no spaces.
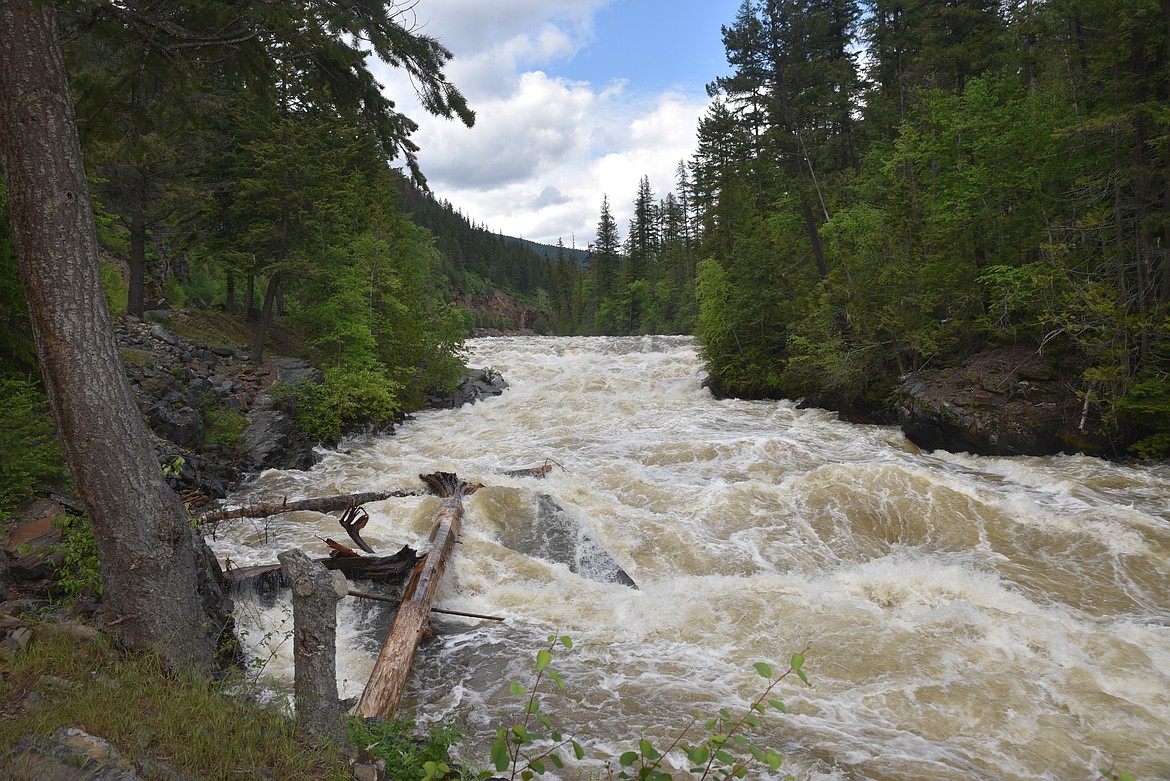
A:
277,548,349,744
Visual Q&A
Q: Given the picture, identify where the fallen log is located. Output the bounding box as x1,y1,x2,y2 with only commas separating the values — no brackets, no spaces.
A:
222,545,420,590
357,472,480,719
193,489,421,526
503,458,566,478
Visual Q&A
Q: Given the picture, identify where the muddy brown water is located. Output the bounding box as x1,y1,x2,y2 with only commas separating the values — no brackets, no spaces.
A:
209,336,1170,781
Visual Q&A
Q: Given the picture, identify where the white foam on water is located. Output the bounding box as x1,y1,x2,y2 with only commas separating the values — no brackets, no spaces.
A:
208,336,1170,781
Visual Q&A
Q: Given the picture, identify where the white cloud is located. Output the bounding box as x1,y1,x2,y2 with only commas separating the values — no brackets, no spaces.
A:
376,0,712,246
400,0,605,59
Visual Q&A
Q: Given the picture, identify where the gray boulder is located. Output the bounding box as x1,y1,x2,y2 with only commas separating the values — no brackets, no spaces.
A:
427,368,508,408
241,358,322,472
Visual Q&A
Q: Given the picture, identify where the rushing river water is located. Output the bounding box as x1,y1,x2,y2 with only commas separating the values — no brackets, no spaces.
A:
209,336,1170,781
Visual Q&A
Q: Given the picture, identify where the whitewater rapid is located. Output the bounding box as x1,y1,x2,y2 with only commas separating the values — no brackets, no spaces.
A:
207,336,1170,781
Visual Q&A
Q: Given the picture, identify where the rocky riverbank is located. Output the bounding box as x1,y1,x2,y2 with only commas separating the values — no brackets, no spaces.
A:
113,312,508,508
2,310,507,600
895,343,1114,457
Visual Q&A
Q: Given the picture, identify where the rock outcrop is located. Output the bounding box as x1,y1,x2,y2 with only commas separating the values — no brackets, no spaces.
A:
116,313,507,497
896,344,1111,456
426,367,508,408
3,726,196,781
240,356,322,473
452,288,540,334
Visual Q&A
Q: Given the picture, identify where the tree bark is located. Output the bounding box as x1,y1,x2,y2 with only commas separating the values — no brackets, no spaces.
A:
278,549,347,745
357,473,479,719
244,272,256,321
251,271,280,364
800,194,830,280
0,0,227,671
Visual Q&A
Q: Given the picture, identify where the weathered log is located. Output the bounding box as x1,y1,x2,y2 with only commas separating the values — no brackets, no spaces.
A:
503,458,565,478
504,463,552,478
278,549,347,744
323,545,419,581
357,472,480,719
193,489,421,526
222,545,420,590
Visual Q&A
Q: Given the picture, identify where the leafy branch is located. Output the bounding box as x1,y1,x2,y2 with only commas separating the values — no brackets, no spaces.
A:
490,634,585,781
618,648,811,781
491,636,812,781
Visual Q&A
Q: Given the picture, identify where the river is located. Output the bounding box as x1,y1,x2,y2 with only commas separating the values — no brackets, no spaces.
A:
207,336,1170,781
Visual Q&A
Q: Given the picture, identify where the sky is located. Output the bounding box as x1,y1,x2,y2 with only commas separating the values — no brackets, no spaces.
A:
372,0,740,247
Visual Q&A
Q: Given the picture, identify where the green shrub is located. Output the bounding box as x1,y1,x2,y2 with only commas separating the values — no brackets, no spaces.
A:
294,364,403,445
1117,376,1170,458
52,513,102,597
347,717,463,781
182,260,227,308
100,260,127,319
0,374,67,519
202,399,247,452
164,275,186,309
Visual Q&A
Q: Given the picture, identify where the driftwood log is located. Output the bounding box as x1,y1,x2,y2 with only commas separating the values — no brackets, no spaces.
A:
222,544,420,590
193,489,421,526
357,472,480,719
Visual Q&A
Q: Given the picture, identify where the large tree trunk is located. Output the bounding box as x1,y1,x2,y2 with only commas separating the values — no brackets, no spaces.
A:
225,267,236,314
0,0,227,671
251,271,281,364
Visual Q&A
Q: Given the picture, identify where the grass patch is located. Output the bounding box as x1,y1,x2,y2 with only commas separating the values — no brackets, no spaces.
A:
167,308,257,350
0,630,350,780
119,347,155,367
202,399,248,453
169,308,308,359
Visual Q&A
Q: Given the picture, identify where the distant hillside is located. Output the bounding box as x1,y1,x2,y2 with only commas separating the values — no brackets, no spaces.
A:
398,182,554,301
504,235,588,265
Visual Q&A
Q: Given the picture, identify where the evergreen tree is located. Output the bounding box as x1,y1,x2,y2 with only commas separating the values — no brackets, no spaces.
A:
591,195,623,333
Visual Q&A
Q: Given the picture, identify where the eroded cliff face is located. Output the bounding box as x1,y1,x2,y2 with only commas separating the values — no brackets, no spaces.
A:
896,344,1114,457
451,288,541,334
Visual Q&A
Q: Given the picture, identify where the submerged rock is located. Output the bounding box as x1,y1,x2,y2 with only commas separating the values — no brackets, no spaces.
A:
497,492,637,588
427,368,509,409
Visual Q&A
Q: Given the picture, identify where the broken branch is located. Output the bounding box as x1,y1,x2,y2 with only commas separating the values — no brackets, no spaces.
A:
339,506,376,553
346,589,504,622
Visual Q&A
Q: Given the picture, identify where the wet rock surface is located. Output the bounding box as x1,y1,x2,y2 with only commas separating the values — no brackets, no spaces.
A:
427,367,508,408
896,344,1110,456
